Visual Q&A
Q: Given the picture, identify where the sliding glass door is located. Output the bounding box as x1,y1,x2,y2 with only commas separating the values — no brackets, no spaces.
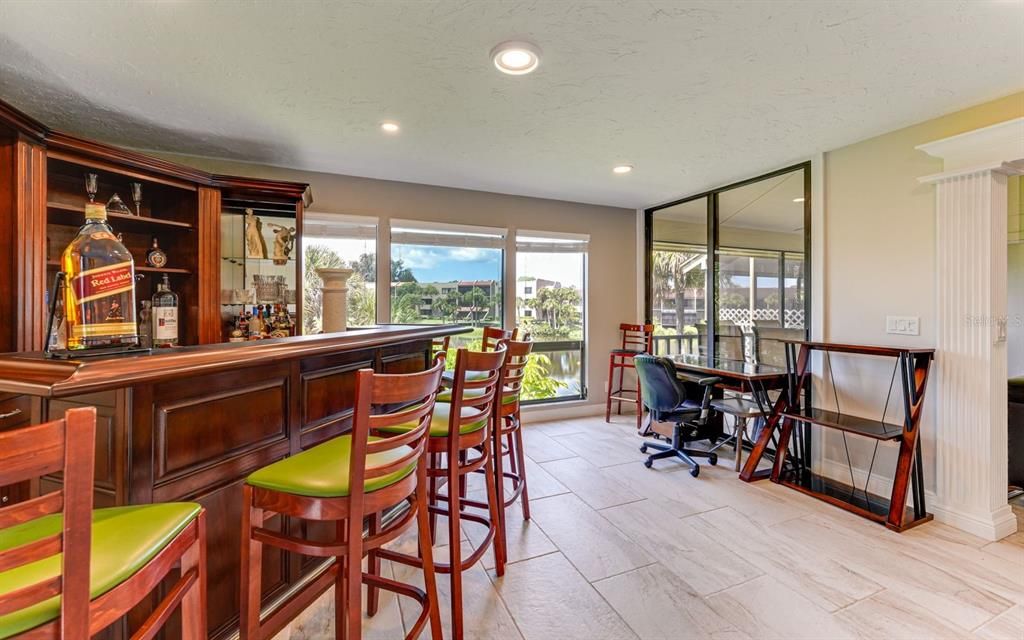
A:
646,163,810,361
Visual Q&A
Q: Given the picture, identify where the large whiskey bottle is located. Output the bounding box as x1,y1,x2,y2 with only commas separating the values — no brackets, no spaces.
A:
61,202,139,349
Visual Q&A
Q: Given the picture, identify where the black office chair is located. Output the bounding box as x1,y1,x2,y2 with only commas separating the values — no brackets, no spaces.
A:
634,355,720,477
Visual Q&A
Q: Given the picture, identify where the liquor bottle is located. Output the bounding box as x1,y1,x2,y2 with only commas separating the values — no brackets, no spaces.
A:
61,202,139,349
146,237,168,268
151,274,179,348
249,306,263,339
138,301,153,349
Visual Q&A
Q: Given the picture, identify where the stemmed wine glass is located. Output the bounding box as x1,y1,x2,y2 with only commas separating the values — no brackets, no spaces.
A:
130,182,143,216
85,173,98,203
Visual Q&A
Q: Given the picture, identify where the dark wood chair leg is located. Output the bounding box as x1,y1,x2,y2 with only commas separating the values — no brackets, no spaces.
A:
506,432,517,475
447,461,465,640
617,361,625,415
414,463,443,640
239,486,263,640
635,371,644,430
491,416,509,572
483,431,506,577
428,452,440,542
342,511,363,640
366,511,382,617
605,355,615,422
180,510,208,640
513,423,530,521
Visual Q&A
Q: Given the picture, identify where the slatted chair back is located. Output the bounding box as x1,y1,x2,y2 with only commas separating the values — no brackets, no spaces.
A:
0,407,97,639
619,323,654,353
431,335,450,365
355,360,445,498
501,340,534,404
445,345,508,452
481,326,517,352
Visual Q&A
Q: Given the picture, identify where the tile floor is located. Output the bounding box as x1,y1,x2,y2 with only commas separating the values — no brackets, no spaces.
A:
276,415,1024,640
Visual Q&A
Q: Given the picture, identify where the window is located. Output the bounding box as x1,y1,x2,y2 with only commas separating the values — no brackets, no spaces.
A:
516,231,588,402
390,220,505,349
302,213,377,334
646,163,809,363
650,197,708,356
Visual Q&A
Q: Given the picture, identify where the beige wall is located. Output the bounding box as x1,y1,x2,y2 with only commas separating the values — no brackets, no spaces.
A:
821,91,1024,493
159,153,637,412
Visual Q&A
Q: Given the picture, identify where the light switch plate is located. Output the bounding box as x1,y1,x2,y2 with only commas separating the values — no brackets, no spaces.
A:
886,315,920,336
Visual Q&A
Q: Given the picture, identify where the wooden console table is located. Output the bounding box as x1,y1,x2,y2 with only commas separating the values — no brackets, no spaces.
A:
740,341,934,532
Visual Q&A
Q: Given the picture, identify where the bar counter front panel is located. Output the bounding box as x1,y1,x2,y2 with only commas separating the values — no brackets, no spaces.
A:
0,324,467,639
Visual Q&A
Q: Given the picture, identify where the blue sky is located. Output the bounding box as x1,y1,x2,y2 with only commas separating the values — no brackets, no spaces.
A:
392,244,501,283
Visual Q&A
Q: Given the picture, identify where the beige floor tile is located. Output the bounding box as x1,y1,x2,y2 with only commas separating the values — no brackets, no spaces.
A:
593,563,751,640
697,506,882,611
390,544,523,640
529,416,593,437
273,560,406,640
528,492,655,581
837,591,973,639
551,429,646,467
599,460,726,517
463,490,558,570
491,552,638,640
772,514,1014,631
540,456,644,509
975,604,1024,640
601,500,763,596
521,426,577,462
706,575,857,640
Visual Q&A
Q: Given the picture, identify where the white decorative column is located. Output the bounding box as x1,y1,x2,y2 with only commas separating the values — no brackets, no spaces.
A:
317,267,353,333
918,118,1024,540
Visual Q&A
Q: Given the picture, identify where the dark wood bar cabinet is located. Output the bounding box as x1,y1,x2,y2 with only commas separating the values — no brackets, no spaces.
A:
0,325,467,638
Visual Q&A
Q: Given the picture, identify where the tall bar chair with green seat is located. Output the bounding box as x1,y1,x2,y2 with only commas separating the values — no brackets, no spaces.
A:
375,344,508,640
606,323,655,430
240,361,445,640
0,406,207,639
490,338,534,570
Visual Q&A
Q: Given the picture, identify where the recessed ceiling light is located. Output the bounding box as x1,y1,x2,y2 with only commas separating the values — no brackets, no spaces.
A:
380,121,400,134
490,41,541,75
612,165,633,175
793,197,805,202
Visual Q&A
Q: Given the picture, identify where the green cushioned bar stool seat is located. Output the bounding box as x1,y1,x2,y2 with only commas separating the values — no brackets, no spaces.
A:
436,386,518,406
246,434,417,498
0,503,202,639
378,402,488,438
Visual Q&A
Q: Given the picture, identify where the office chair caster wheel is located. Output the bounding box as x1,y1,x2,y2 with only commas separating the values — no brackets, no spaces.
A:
690,465,700,478
708,453,718,466
640,445,648,454
643,459,653,469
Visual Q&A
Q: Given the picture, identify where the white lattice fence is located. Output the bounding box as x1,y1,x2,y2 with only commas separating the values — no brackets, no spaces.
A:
718,307,804,328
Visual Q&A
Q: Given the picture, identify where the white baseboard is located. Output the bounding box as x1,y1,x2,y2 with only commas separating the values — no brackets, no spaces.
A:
818,458,1019,541
521,400,606,423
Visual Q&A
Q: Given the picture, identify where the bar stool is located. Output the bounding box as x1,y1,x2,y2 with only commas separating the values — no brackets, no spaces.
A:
432,334,450,362
481,326,516,351
0,407,207,639
376,345,507,640
239,361,444,640
710,396,767,471
492,339,534,572
605,323,655,430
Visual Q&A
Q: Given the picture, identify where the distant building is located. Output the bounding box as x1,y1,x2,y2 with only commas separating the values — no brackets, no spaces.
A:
516,277,560,319
391,279,500,322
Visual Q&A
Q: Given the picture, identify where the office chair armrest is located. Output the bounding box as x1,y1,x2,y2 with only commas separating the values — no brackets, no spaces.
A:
695,375,721,387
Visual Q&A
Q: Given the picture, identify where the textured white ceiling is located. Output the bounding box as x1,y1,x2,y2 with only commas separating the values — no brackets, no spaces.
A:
1,1,1021,209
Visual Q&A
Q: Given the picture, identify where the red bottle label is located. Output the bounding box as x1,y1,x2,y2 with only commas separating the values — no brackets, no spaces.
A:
69,261,135,304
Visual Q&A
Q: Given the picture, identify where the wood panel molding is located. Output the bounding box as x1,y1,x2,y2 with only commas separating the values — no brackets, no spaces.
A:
198,186,222,344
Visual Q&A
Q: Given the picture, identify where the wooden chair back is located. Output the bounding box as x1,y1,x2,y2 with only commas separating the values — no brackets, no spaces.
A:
481,326,517,352
0,407,97,638
501,340,535,404
619,323,654,353
445,345,508,452
354,360,444,498
432,335,451,365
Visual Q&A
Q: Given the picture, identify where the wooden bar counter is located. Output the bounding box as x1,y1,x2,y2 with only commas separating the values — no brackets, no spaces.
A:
0,324,467,639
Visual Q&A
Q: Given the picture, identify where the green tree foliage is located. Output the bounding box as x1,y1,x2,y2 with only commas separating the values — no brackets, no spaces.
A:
521,353,566,400
392,259,417,283
652,250,705,328
349,253,376,282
